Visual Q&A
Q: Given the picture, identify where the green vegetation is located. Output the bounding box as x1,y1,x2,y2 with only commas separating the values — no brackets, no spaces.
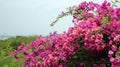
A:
0,36,36,67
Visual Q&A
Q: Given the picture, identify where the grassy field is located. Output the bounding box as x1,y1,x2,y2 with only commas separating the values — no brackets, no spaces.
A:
0,36,36,67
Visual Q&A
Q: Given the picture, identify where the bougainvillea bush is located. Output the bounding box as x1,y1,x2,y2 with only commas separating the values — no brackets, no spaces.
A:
10,0,120,67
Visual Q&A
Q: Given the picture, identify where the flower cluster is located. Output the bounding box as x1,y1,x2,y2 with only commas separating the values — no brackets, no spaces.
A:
10,0,120,67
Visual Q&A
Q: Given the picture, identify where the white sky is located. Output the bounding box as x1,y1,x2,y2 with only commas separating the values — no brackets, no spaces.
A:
0,0,108,36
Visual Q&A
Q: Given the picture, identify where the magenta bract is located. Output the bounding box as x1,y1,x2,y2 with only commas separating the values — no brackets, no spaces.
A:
10,0,120,67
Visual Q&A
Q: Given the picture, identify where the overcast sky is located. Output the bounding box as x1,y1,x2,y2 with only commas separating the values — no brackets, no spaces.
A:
0,0,106,36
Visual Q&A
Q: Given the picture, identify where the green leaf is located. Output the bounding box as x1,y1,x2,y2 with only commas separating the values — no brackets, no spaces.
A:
102,17,109,24
3,64,8,67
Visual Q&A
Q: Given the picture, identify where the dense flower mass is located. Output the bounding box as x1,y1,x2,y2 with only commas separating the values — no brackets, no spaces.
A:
10,0,120,67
